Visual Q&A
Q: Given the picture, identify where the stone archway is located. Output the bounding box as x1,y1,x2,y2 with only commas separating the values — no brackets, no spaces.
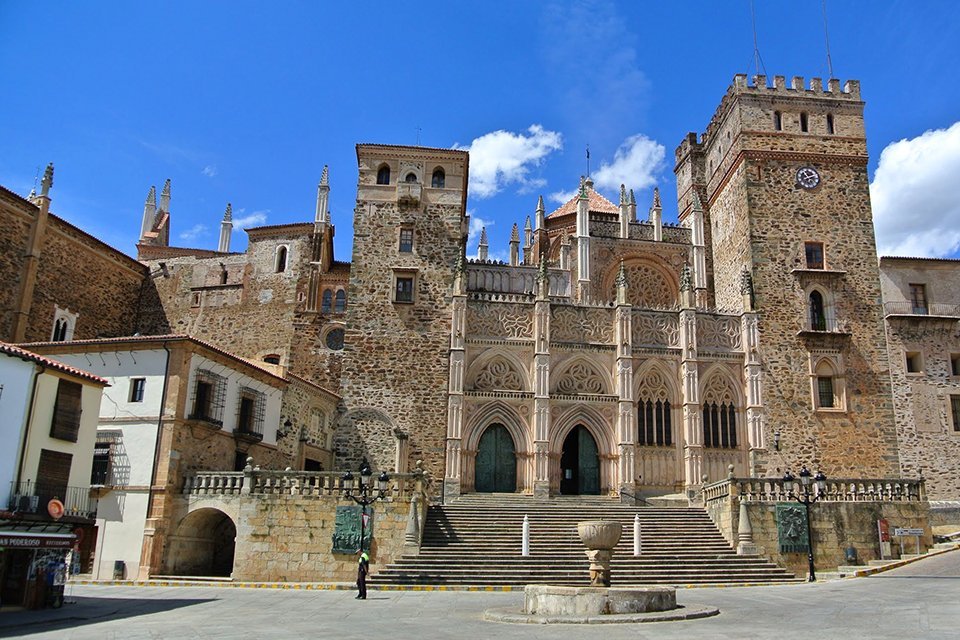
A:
559,425,601,495
475,423,517,493
166,508,237,577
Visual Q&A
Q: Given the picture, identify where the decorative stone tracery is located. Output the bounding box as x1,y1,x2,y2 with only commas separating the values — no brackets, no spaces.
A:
555,360,608,395
472,357,525,392
551,306,613,343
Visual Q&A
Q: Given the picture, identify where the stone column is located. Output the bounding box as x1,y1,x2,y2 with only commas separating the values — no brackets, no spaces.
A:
614,263,636,500
444,272,467,500
533,261,552,499
679,300,702,501
741,309,765,476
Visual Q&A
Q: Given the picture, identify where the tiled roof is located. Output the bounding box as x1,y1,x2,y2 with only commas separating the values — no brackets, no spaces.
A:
0,341,109,386
546,184,619,219
879,255,960,264
18,335,287,385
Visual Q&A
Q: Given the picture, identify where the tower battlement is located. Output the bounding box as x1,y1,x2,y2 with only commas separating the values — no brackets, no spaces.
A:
676,74,863,163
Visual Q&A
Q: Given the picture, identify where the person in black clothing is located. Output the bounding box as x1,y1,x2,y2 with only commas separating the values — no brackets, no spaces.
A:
355,549,369,599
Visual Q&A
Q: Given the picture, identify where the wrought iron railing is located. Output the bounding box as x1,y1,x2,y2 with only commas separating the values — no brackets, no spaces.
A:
6,480,97,519
884,302,960,317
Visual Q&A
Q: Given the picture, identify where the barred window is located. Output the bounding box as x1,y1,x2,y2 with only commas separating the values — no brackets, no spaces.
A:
191,369,226,425
702,401,737,448
399,228,414,253
236,387,266,438
817,377,835,409
950,395,960,432
91,432,119,486
50,379,83,442
638,399,672,446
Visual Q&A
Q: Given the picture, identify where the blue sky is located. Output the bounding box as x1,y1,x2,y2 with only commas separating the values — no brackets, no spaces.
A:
2,1,959,261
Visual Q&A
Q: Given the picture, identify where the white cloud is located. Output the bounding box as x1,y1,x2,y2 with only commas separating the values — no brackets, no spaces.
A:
592,134,665,193
232,210,269,231
456,125,563,198
549,189,577,205
179,224,207,242
201,165,218,177
871,122,960,258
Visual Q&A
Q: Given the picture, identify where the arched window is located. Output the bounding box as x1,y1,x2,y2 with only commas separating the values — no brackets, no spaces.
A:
702,376,738,449
50,307,77,342
800,112,809,132
325,328,345,351
376,165,391,185
275,246,288,273
826,113,835,134
404,172,418,183
321,290,332,313
431,168,445,188
773,111,782,131
637,371,673,447
334,289,346,313
813,359,844,410
809,290,827,331
263,354,281,365
53,318,68,342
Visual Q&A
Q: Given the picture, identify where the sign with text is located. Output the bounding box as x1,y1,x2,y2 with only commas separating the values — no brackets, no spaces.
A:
0,534,75,549
894,527,924,536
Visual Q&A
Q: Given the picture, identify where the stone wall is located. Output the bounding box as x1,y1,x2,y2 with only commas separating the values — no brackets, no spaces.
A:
0,186,147,342
231,494,410,582
706,487,931,576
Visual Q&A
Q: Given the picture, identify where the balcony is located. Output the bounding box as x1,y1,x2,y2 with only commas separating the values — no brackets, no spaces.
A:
884,302,960,318
233,425,264,444
6,480,97,520
396,182,422,206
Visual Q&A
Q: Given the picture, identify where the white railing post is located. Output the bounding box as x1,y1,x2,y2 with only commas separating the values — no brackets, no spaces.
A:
633,513,641,556
522,515,530,556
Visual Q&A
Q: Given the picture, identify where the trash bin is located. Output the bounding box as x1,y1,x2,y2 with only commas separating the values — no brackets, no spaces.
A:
113,560,126,580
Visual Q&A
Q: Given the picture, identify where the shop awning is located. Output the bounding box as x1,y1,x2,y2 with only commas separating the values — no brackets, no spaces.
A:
0,530,76,549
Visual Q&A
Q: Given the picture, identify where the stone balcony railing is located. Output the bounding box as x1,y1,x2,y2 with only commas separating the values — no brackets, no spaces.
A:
182,468,422,501
703,476,926,504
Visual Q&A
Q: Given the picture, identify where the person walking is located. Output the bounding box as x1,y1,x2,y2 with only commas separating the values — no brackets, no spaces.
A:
355,549,370,599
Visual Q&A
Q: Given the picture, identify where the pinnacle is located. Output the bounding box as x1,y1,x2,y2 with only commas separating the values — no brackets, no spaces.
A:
510,223,520,242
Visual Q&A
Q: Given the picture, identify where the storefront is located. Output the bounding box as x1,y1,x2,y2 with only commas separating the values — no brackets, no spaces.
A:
0,529,75,609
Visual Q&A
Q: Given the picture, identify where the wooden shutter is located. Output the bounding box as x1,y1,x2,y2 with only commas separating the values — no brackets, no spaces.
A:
37,449,73,500
50,379,83,442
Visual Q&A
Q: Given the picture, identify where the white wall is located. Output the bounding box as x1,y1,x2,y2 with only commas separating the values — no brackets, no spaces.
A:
187,353,283,445
0,355,36,491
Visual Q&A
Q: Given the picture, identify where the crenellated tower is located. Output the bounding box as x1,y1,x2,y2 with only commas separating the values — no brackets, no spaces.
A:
675,74,898,479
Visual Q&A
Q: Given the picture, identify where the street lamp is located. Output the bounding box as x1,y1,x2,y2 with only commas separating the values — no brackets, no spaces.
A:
783,465,828,581
341,458,390,551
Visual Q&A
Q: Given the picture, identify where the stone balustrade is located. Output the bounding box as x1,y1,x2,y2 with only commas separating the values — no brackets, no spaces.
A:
703,477,926,505
183,469,421,500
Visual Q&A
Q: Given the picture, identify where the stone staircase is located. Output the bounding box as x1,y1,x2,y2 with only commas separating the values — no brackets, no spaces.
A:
369,494,800,588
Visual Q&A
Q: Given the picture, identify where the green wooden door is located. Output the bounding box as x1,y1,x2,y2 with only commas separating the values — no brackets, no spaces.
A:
578,427,601,495
475,424,517,493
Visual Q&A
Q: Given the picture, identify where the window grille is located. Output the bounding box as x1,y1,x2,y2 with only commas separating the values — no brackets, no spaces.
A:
951,396,960,432
817,377,835,408
395,277,414,303
702,401,737,448
638,399,672,446
235,387,266,437
399,228,414,253
809,291,827,331
91,432,119,485
190,369,226,425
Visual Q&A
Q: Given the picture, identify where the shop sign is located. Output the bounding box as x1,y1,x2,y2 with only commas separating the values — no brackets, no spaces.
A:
0,534,75,549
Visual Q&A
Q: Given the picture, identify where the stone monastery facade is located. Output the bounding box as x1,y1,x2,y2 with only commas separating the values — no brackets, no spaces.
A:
4,73,959,507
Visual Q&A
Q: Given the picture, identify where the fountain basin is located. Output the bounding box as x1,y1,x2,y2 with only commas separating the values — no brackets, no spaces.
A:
524,585,677,616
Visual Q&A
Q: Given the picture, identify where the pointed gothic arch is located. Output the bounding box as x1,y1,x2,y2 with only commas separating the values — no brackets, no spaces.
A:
466,349,530,392
551,356,610,396
699,365,744,450
634,360,679,448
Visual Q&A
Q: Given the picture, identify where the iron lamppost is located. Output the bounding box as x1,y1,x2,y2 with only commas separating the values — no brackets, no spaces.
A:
783,465,828,582
341,459,390,551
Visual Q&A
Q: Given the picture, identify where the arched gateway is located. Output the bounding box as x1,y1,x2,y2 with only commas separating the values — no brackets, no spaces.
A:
475,423,517,493
559,425,600,495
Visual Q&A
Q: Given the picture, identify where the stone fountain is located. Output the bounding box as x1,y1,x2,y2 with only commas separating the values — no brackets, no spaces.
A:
577,519,621,587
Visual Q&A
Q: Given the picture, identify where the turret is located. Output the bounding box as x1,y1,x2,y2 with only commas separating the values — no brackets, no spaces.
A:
523,216,533,262
649,187,662,241
478,226,489,261
140,185,157,240
218,203,233,253
618,184,629,239
158,179,171,214
509,223,520,266
316,165,330,226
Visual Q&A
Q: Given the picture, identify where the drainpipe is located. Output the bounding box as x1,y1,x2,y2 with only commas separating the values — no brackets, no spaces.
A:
142,341,172,577
15,363,46,486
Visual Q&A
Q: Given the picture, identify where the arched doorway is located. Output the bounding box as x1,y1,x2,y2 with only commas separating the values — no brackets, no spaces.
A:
475,423,517,493
560,425,600,495
167,508,236,577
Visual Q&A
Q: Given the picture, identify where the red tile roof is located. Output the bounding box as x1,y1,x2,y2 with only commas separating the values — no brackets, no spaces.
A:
0,341,109,386
546,183,620,219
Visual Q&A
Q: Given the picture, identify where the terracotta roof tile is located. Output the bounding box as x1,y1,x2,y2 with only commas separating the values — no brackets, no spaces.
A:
0,341,109,386
546,184,620,219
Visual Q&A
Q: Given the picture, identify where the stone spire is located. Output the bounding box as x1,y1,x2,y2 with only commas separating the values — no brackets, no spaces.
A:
523,215,533,249
315,165,330,225
619,184,629,239
39,163,53,198
158,179,171,214
616,260,628,304
649,186,663,242
628,188,637,222
535,195,545,230
219,203,233,253
510,222,520,266
140,185,157,239
478,226,489,261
